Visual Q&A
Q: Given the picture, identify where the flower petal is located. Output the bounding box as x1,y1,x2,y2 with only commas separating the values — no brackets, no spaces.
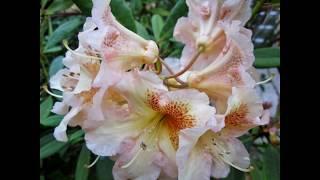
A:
222,87,264,137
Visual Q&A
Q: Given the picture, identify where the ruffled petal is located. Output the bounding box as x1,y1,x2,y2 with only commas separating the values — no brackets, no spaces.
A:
222,87,264,137
51,102,69,115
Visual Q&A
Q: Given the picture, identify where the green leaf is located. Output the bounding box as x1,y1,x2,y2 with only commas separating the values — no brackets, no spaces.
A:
41,115,63,127
69,130,85,143
43,46,63,54
159,0,188,42
130,0,143,14
45,17,83,50
135,21,151,39
40,175,45,180
254,47,280,68
46,0,73,15
262,146,280,180
223,168,245,180
72,0,93,16
110,0,137,32
75,145,91,180
40,139,68,159
151,15,164,41
96,157,114,180
150,8,171,16
49,56,64,77
40,96,53,123
40,133,55,147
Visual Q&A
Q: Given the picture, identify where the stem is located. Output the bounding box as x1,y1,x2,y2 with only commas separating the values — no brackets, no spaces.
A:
159,58,187,85
165,45,204,79
48,16,53,36
163,79,188,89
40,54,49,81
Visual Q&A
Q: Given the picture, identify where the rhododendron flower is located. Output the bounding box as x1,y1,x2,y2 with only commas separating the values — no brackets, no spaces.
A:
177,87,268,180
85,71,222,179
81,0,159,87
173,0,254,113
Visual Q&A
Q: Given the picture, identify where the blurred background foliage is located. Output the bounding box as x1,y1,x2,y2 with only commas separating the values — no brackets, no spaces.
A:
40,0,280,180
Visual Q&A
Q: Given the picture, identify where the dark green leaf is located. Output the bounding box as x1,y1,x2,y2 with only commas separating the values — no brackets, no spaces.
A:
40,175,45,180
69,130,85,144
223,168,245,180
40,139,68,159
45,17,83,50
150,8,171,16
49,56,64,77
130,0,143,14
75,145,91,180
72,0,93,16
151,15,164,41
159,0,188,42
40,96,53,123
262,146,280,180
46,0,73,15
135,21,151,39
96,157,114,180
43,46,63,54
110,0,137,32
41,115,63,127
254,47,280,68
40,133,55,147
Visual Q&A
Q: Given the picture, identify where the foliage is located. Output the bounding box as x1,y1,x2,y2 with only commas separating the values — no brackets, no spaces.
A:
40,0,280,179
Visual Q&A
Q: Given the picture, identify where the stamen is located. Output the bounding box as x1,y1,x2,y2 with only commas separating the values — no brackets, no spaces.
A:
63,40,102,61
165,45,205,79
211,137,253,172
121,147,143,169
256,73,275,85
43,85,63,98
85,155,100,168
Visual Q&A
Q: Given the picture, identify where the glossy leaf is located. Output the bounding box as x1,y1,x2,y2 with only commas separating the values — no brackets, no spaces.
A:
40,96,53,123
151,15,164,41
96,157,114,180
75,145,91,180
49,56,64,77
135,21,151,39
46,0,73,15
159,0,187,42
41,115,63,127
40,139,68,159
72,0,93,16
254,47,280,68
110,0,137,32
45,17,83,50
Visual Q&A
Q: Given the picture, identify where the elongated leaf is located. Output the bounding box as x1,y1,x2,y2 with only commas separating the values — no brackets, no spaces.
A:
40,133,55,147
45,17,83,50
75,145,91,180
96,157,114,180
72,0,93,16
69,130,85,144
40,139,68,159
49,56,64,77
151,15,164,41
159,0,188,42
43,46,63,54
110,0,137,32
262,146,280,180
150,8,171,16
254,47,280,68
130,0,142,14
46,0,73,15
41,115,63,127
135,21,151,39
40,96,53,123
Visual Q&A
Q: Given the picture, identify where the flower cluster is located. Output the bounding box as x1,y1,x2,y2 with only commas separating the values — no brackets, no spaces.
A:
49,0,269,179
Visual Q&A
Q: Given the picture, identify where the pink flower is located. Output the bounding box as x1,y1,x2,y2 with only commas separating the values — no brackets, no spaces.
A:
173,0,255,113
84,71,220,179
176,87,268,180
